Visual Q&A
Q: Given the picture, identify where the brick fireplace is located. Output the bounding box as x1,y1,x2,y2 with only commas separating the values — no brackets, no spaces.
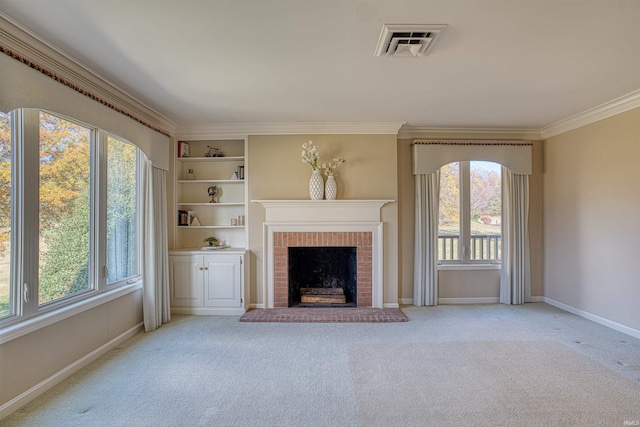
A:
273,231,372,307
254,200,393,309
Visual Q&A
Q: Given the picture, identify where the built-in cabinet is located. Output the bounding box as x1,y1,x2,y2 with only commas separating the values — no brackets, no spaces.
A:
170,137,249,315
169,250,248,315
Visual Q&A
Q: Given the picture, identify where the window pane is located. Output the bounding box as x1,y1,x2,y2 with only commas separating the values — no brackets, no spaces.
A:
438,162,460,261
39,112,92,305
107,137,138,283
470,161,501,261
0,112,11,317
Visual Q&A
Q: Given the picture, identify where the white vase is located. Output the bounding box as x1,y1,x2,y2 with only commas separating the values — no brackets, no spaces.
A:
309,169,324,200
325,175,337,200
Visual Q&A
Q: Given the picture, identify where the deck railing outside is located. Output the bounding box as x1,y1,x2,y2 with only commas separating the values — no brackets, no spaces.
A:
438,234,501,261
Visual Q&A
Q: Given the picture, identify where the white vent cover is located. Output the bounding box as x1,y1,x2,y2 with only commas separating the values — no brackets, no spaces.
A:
374,24,447,57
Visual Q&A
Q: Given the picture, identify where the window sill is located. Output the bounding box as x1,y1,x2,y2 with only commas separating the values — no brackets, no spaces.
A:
438,264,501,271
0,281,142,345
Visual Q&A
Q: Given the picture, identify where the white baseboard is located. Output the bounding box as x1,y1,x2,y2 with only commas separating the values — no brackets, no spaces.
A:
0,322,143,420
383,303,400,309
171,307,245,316
544,297,640,340
530,296,545,303
249,303,265,309
399,298,414,305
439,297,500,304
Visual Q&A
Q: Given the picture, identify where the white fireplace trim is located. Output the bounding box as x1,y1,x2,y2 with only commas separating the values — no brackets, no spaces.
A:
263,222,384,309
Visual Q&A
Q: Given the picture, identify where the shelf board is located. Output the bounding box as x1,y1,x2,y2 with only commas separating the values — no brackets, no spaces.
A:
177,156,244,162
177,202,244,206
177,225,245,229
177,179,245,184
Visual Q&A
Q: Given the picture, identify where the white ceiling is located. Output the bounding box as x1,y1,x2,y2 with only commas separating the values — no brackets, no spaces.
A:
1,0,639,130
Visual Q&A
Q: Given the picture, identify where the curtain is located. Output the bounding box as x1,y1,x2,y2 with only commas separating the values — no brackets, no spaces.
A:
414,171,440,306
500,166,531,304
143,159,171,331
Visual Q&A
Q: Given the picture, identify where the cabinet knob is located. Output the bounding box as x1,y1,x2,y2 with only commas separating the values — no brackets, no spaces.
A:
199,267,204,270
204,267,208,270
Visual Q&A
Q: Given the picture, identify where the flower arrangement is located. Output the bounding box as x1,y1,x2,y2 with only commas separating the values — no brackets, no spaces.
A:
301,140,320,170
322,158,347,176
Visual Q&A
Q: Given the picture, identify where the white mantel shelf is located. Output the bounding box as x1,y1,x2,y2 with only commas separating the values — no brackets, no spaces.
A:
252,199,394,223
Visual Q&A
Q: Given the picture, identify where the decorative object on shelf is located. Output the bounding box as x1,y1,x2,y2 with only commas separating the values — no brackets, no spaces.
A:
207,185,220,203
231,218,238,226
325,175,337,200
237,165,245,180
204,146,224,157
178,210,189,226
190,216,201,226
309,169,324,200
203,236,219,247
302,140,324,200
322,158,346,200
186,169,195,180
178,141,190,158
238,215,245,226
230,171,239,180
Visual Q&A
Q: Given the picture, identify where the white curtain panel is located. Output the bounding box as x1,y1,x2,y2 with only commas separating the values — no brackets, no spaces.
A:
413,172,440,306
143,159,171,331
500,167,531,304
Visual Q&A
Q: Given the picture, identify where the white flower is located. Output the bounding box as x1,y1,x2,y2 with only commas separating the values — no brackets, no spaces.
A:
323,157,346,176
301,140,319,170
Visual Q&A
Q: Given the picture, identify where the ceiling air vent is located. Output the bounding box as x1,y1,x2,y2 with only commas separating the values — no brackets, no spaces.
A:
374,24,447,57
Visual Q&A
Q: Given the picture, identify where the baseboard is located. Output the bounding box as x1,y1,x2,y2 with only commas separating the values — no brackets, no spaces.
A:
383,303,400,309
0,322,143,420
249,303,265,309
544,297,640,340
399,298,414,305
439,297,500,304
530,296,545,303
171,307,246,316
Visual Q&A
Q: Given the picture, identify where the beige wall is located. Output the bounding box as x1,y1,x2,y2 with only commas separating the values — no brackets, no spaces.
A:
0,291,143,410
248,134,398,307
397,139,545,303
544,107,640,331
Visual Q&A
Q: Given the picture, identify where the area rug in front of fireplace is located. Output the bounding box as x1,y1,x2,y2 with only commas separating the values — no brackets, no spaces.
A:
239,307,408,323
348,340,640,426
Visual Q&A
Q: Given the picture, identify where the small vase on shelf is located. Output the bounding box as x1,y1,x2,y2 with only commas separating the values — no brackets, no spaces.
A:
325,175,337,200
309,169,324,200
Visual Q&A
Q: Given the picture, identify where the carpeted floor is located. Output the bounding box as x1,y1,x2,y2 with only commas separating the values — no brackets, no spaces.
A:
2,303,640,427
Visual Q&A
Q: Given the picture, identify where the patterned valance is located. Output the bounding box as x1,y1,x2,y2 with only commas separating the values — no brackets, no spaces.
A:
412,140,533,175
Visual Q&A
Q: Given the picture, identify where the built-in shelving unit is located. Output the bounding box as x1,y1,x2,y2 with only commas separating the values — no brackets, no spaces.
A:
174,138,248,249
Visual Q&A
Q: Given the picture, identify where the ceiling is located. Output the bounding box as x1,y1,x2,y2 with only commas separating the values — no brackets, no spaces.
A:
1,0,639,131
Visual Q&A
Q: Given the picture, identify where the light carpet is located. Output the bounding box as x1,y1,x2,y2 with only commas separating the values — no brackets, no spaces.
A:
2,303,639,426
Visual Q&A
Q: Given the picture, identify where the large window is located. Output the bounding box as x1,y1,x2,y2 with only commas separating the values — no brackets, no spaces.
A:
0,109,141,328
438,161,502,263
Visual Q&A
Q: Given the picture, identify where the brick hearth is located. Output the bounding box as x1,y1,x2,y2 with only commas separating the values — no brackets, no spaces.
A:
273,231,372,307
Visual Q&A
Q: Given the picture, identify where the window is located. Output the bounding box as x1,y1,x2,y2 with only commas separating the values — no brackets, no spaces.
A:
438,161,502,263
38,112,92,305
0,109,142,329
0,111,11,319
107,136,139,284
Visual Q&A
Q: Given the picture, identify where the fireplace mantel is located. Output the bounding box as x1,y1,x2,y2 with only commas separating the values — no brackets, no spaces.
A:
252,199,393,222
254,199,394,309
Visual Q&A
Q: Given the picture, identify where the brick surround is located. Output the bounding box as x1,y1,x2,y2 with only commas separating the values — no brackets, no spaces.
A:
273,231,373,307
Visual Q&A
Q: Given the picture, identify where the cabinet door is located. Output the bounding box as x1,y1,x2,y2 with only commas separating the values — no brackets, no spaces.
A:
203,255,242,307
170,256,203,307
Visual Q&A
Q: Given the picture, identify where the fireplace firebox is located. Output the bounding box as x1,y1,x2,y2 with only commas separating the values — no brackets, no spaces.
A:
288,247,357,307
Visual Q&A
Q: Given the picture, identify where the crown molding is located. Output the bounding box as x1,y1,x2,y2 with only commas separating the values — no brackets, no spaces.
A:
398,126,541,140
175,122,406,139
540,89,640,140
0,12,176,136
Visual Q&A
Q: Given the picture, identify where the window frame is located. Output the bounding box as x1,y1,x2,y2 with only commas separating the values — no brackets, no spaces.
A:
0,109,143,337
438,160,502,267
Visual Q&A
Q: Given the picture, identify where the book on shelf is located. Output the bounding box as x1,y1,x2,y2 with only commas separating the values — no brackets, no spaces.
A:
178,141,190,158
